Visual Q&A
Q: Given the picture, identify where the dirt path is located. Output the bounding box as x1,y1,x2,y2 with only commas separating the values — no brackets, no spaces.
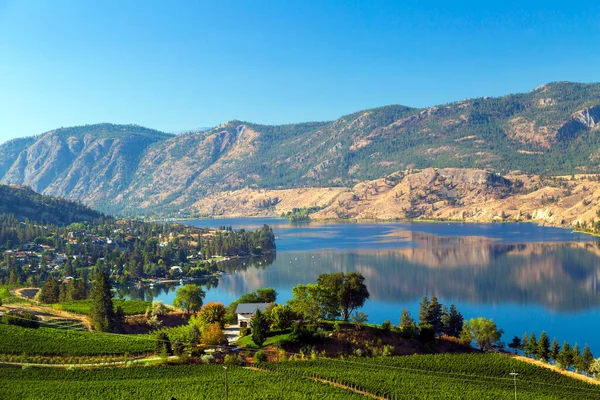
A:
512,355,600,386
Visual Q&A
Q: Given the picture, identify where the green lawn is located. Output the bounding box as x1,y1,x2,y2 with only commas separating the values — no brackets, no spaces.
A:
53,299,151,315
236,329,293,348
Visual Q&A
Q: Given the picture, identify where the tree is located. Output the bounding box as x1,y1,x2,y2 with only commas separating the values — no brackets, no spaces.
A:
89,271,114,332
459,324,473,346
572,343,582,372
197,302,228,328
590,358,600,378
418,296,443,335
39,277,60,303
202,322,227,345
256,288,277,303
522,333,530,356
316,272,344,319
549,338,560,362
399,308,417,338
557,341,573,369
508,336,522,354
527,332,538,359
581,345,594,374
173,284,205,314
466,318,503,351
537,331,550,361
288,283,325,322
339,272,370,321
270,304,296,330
152,301,170,316
442,304,463,338
156,332,172,356
351,311,368,329
251,309,268,347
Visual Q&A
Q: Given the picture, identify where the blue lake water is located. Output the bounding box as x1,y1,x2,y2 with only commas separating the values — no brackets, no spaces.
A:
119,219,600,353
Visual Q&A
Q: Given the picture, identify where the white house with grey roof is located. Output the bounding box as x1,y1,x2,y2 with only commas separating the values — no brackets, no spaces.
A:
235,303,270,328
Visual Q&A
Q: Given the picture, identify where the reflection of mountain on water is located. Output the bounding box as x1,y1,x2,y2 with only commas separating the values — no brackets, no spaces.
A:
217,236,600,312
115,276,220,302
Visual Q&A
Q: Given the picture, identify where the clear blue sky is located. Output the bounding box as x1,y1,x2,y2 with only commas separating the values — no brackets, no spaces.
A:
1,0,599,143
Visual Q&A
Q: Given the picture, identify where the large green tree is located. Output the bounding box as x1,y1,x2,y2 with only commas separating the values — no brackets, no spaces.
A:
537,331,550,361
173,284,206,314
251,309,268,347
339,272,370,321
89,271,115,332
466,318,503,351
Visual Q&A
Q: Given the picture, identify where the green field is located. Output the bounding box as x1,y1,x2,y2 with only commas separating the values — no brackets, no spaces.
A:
0,364,367,400
53,299,151,315
0,324,156,356
262,354,600,400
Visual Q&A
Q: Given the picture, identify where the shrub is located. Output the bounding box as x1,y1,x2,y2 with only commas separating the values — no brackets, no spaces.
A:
240,327,251,337
381,320,392,331
254,350,267,362
200,354,214,364
224,353,241,366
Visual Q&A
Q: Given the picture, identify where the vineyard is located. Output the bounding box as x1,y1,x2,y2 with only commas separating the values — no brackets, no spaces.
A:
53,299,151,315
259,354,600,399
0,364,367,400
0,324,155,356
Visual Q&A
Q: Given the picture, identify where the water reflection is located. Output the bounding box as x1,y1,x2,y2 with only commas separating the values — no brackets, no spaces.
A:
186,235,600,313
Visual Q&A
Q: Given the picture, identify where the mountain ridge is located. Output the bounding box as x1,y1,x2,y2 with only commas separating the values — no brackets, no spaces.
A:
1,82,600,218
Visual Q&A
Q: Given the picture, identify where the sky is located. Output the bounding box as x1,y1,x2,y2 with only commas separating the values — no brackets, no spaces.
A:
0,0,599,143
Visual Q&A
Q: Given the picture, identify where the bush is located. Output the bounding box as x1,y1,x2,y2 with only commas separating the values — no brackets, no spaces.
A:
200,354,214,364
240,327,251,337
254,350,267,362
224,353,242,366
381,320,392,331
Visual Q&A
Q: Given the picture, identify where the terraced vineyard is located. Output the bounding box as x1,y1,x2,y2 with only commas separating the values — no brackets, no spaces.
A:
0,324,155,356
0,364,368,400
261,354,600,400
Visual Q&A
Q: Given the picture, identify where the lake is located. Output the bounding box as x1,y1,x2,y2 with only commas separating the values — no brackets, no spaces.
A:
118,219,600,352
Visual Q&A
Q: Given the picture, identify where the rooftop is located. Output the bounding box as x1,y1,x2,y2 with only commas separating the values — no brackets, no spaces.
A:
235,303,271,314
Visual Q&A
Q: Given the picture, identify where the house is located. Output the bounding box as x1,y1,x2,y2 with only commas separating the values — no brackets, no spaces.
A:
235,303,270,328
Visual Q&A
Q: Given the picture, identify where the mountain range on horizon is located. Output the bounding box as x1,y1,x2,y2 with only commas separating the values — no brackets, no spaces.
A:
1,81,600,218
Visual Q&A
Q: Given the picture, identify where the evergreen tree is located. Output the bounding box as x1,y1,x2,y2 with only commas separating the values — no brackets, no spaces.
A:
572,343,582,372
418,297,430,329
581,345,594,374
557,341,573,369
399,308,417,338
527,332,538,359
39,277,60,303
537,331,550,361
427,297,443,335
156,332,172,356
251,309,268,347
442,304,464,338
522,333,530,356
549,338,560,362
508,336,522,354
89,270,115,332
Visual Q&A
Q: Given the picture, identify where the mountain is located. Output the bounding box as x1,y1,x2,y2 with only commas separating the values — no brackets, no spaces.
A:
0,184,105,225
1,82,600,217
